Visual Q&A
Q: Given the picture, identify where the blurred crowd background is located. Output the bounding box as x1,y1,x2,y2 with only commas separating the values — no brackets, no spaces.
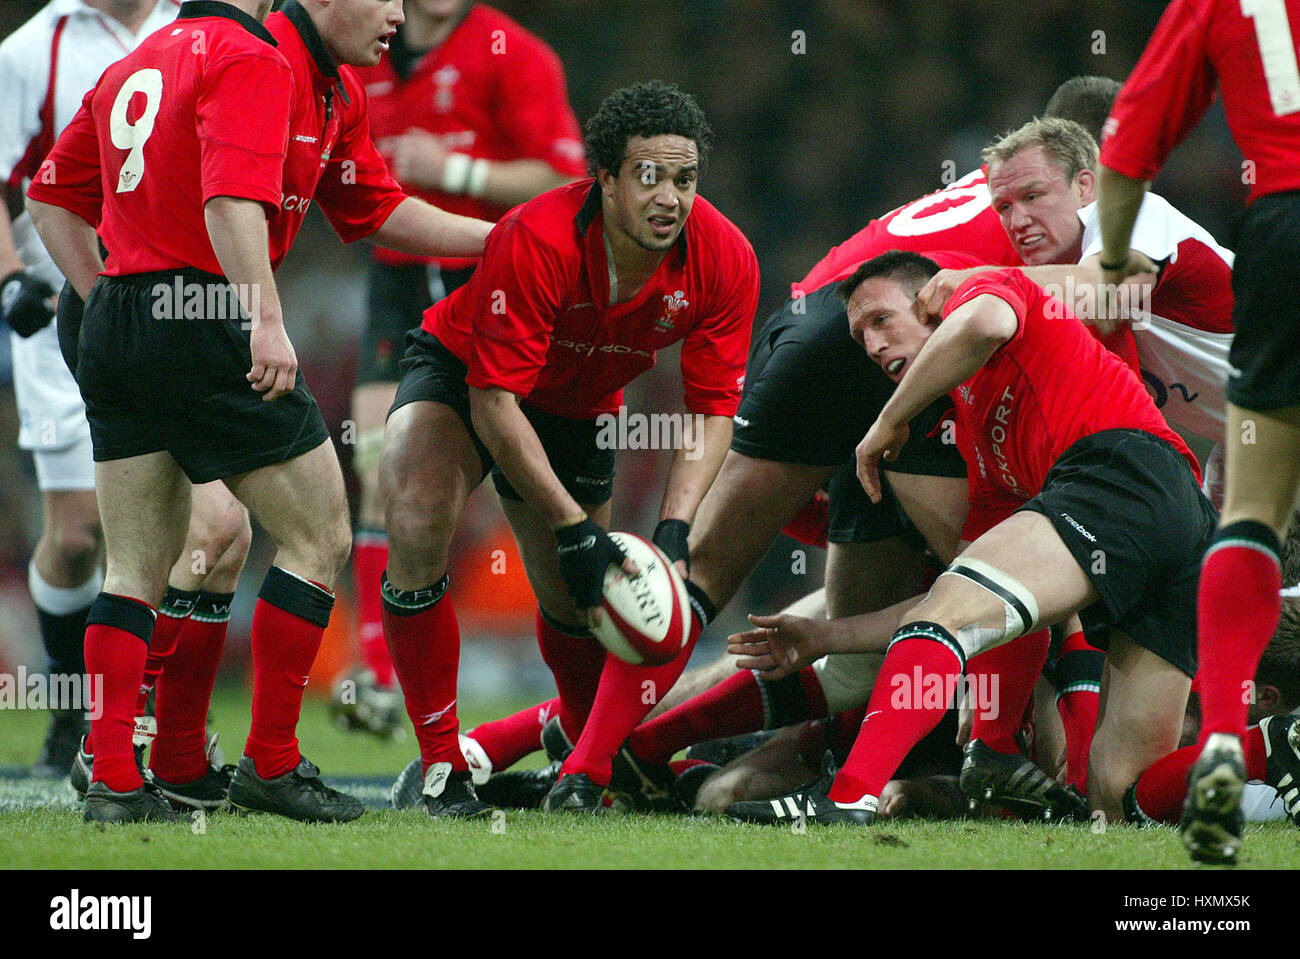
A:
0,1,1247,701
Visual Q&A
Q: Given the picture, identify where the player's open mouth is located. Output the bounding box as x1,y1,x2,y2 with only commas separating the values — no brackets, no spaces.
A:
886,357,905,376
378,32,395,50
649,216,676,236
1017,233,1044,251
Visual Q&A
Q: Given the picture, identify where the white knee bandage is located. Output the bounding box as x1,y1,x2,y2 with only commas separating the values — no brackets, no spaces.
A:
811,652,885,714
939,557,1040,658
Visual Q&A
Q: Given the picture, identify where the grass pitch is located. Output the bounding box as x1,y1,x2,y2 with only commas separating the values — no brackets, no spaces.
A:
2,685,1299,870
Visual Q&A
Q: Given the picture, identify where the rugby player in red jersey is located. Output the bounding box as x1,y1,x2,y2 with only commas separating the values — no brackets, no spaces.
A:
910,114,1236,799
337,1,585,731
1095,0,1300,864
724,251,1218,825
26,0,491,823
378,80,759,816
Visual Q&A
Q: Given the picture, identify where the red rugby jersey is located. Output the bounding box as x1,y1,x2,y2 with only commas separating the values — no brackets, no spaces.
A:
942,271,1199,538
27,1,292,275
425,179,758,419
1101,0,1300,202
794,167,1021,296
356,3,585,268
266,2,406,257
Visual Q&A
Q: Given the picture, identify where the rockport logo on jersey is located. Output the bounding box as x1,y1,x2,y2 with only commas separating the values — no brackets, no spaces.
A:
50,890,151,939
0,668,101,719
595,406,706,460
151,277,260,325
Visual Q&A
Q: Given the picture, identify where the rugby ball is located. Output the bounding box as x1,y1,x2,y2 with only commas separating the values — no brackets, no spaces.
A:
591,532,692,666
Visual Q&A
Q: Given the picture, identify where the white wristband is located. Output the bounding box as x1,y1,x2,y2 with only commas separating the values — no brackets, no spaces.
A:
466,158,490,198
441,152,472,194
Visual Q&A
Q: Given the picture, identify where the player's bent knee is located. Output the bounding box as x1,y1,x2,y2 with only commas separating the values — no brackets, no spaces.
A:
934,556,1041,659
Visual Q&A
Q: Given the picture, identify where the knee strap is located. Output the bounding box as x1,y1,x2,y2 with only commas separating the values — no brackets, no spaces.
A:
939,556,1040,657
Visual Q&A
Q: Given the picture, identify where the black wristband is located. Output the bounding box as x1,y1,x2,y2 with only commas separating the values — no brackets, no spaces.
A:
1097,257,1128,271
652,518,690,573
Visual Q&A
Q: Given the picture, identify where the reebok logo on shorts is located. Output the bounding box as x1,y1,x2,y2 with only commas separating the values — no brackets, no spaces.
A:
1059,512,1097,543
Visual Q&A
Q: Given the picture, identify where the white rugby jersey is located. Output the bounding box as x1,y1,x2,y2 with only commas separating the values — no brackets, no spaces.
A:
0,0,180,286
1079,194,1234,445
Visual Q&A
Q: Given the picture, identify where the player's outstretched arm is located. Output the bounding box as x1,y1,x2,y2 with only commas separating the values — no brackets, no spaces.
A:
204,196,293,402
1095,165,1150,285
369,196,494,260
858,293,1017,503
25,198,102,300
728,592,926,678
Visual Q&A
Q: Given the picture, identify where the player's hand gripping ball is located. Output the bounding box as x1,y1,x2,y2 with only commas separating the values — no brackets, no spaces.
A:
590,532,692,666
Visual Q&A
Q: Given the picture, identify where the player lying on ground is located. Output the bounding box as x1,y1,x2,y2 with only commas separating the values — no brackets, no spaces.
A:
1125,600,1300,830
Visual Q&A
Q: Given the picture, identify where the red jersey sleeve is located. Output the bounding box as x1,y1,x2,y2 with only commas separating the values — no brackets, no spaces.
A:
494,32,586,177
26,90,102,226
197,51,292,211
943,270,1028,347
1100,0,1218,182
315,74,407,243
680,236,759,416
464,214,569,396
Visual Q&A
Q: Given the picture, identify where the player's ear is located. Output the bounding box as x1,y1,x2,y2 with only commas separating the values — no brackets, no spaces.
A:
1075,167,1096,204
597,166,618,196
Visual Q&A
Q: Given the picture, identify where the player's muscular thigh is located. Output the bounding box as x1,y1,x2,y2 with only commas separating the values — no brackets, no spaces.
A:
381,401,482,586
688,452,831,607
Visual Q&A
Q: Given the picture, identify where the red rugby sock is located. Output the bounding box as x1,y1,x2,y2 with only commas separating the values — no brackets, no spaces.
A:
536,610,607,743
968,630,1049,755
149,592,231,784
1131,725,1268,824
134,587,196,717
353,531,394,688
561,614,703,785
467,697,560,770
1053,629,1104,792
244,569,334,780
382,574,465,773
85,594,155,792
1197,524,1282,744
627,668,765,763
829,629,962,804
